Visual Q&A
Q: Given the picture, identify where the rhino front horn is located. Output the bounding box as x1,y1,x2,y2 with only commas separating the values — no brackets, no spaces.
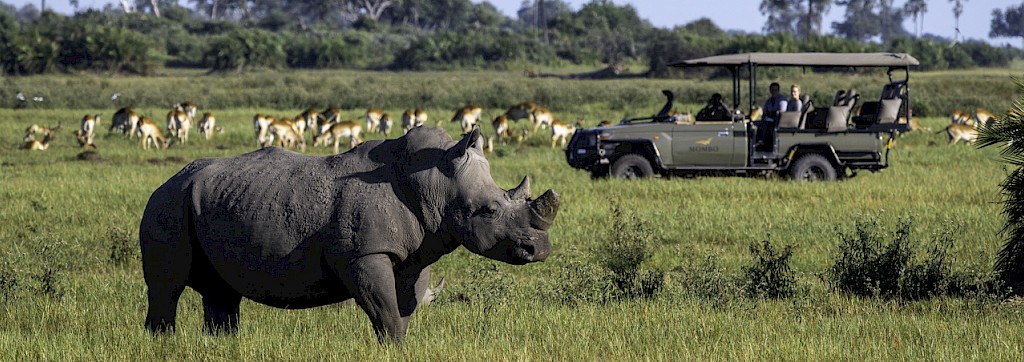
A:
529,189,560,230
507,176,531,200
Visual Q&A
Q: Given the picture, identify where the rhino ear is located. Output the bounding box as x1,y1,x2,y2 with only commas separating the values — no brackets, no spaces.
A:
449,127,483,159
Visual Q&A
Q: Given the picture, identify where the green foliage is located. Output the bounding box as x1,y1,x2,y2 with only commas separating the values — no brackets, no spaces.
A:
440,263,514,308
540,258,618,305
203,28,285,72
828,216,955,300
599,197,664,299
108,227,138,267
979,78,1024,295
742,237,798,299
671,254,743,304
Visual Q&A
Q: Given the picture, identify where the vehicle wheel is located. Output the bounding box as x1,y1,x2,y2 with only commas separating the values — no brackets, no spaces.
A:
611,154,654,179
788,154,836,181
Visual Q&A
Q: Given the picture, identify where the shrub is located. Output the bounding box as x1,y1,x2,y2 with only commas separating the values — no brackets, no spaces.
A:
742,237,798,299
108,226,138,267
598,196,664,299
540,258,617,305
670,254,743,303
828,216,955,300
439,263,514,309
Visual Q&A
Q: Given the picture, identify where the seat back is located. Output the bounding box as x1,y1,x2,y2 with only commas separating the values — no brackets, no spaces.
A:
779,95,814,130
876,81,907,124
826,89,858,133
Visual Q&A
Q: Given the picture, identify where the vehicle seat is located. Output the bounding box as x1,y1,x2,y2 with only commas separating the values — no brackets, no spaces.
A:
695,93,732,122
877,80,906,124
778,95,812,130
826,89,858,133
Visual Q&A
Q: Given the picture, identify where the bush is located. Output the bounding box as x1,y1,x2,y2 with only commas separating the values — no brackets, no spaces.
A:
438,263,514,309
828,216,955,300
108,226,138,267
598,196,664,299
742,237,798,299
670,254,743,303
541,258,617,305
203,28,285,72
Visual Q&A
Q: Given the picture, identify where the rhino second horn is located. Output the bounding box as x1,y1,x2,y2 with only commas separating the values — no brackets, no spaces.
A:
529,189,560,230
507,176,531,200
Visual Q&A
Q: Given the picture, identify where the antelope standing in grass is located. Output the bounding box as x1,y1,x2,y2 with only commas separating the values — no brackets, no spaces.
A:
401,109,417,134
366,107,384,134
137,117,171,150
975,108,997,127
176,101,197,120
254,113,276,147
268,117,306,152
25,122,61,139
415,108,428,127
313,107,342,144
314,120,362,154
550,119,578,148
75,114,100,148
492,115,510,142
942,122,978,145
297,108,320,141
110,107,141,138
167,106,193,145
451,104,483,133
379,113,394,137
198,112,217,141
951,109,974,125
503,102,553,133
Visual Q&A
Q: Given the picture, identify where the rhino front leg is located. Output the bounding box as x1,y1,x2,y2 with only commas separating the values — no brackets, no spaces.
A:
346,254,405,343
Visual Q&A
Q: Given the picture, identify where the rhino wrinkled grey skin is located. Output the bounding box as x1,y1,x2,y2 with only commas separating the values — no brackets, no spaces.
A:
139,126,558,342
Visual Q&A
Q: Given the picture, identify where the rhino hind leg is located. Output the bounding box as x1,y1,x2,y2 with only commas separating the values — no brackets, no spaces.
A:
144,284,186,334
202,292,242,334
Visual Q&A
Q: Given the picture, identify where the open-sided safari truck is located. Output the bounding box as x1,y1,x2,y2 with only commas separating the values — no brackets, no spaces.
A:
564,52,919,181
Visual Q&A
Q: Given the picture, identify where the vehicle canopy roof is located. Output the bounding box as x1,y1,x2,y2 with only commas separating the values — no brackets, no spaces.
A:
669,52,920,68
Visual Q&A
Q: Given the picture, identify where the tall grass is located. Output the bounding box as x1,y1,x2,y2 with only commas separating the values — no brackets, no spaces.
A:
0,69,1022,359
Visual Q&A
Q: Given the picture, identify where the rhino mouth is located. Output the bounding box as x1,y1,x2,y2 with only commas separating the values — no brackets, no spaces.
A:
508,235,550,264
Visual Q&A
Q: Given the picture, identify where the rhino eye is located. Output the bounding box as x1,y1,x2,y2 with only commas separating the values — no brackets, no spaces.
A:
475,203,498,217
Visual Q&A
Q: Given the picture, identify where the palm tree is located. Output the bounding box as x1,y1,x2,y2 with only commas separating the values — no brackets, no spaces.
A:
904,0,927,37
950,0,967,42
978,79,1024,294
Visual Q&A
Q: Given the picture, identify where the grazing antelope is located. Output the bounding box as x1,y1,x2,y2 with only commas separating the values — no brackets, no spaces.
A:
379,113,394,137
451,104,484,133
138,117,171,150
899,116,929,133
254,113,276,147
76,114,99,148
492,115,510,142
198,112,217,141
167,107,193,145
366,107,384,134
942,123,978,145
314,107,342,144
23,131,53,150
268,117,306,152
550,119,578,148
314,120,362,154
110,107,141,138
503,102,553,133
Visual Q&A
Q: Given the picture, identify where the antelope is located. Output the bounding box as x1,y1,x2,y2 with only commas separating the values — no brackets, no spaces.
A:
314,120,362,154
137,117,171,150
297,108,320,140
951,109,973,125
550,119,578,148
379,113,394,137
975,108,996,127
899,117,929,132
25,122,61,138
314,107,342,145
254,113,276,147
492,115,510,142
110,107,141,138
503,102,553,133
198,112,217,141
401,109,417,134
366,107,384,134
414,108,428,127
167,107,193,145
268,117,306,152
942,123,978,145
23,131,53,151
76,114,99,148
451,104,483,133
176,101,198,120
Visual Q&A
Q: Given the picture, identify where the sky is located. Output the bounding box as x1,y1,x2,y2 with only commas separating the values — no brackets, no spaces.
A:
5,0,1022,46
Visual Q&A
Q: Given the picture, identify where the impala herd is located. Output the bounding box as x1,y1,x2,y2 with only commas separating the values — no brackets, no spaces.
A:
20,100,585,153
19,100,996,152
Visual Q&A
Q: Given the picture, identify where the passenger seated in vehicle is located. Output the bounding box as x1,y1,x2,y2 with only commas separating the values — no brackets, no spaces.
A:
695,93,731,121
786,84,803,113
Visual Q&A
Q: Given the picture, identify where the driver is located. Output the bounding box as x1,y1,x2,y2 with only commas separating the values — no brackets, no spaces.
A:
696,93,730,121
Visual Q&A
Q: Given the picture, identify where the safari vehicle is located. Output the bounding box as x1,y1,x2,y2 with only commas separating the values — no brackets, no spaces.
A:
564,52,919,181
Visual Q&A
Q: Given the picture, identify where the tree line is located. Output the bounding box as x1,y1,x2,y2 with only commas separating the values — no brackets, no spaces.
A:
0,0,1021,77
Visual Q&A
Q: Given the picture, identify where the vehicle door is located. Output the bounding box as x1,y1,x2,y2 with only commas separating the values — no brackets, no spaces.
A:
671,121,742,166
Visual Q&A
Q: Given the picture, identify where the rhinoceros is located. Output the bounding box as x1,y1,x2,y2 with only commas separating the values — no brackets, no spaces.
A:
139,126,558,342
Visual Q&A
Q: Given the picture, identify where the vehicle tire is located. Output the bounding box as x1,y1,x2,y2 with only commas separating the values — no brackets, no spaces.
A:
611,154,654,179
788,154,837,181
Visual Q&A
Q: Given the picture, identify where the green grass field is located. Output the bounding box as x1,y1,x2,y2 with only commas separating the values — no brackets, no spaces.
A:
1,69,1023,360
